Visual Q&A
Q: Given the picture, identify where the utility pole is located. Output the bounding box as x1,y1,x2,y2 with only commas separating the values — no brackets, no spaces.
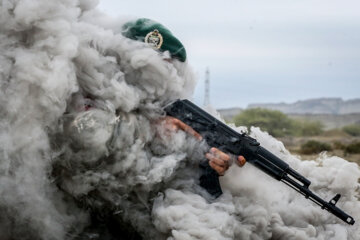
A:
204,68,210,106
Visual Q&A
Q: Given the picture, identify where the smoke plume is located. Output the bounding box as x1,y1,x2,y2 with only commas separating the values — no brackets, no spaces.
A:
0,0,359,239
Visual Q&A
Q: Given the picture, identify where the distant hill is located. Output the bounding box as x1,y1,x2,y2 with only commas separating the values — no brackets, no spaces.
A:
248,98,360,114
217,98,360,129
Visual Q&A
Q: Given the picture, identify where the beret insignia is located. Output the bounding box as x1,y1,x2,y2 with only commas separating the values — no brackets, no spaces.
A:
144,29,163,49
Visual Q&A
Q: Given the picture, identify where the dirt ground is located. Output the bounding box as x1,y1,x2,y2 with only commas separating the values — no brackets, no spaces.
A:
278,135,360,165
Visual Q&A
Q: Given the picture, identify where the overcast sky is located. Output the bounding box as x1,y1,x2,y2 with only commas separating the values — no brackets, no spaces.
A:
98,0,360,108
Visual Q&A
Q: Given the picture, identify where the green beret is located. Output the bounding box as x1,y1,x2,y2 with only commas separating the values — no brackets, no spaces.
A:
122,18,187,62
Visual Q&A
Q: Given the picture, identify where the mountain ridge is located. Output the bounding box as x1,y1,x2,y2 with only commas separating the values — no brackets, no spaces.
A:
217,98,360,129
247,97,360,114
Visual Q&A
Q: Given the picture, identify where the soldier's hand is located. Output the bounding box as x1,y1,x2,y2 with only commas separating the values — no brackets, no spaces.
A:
159,117,246,175
159,116,202,140
206,147,246,176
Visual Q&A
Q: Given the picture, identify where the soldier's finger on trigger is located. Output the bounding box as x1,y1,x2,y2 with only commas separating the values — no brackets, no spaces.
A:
210,148,230,161
209,161,225,176
205,153,227,167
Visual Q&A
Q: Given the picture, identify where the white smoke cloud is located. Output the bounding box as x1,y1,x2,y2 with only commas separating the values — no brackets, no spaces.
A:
0,0,359,240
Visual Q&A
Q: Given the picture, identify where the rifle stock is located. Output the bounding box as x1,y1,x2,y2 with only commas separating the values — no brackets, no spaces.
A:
164,99,355,225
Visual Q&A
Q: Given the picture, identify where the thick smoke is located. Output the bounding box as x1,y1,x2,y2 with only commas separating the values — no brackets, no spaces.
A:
0,0,359,240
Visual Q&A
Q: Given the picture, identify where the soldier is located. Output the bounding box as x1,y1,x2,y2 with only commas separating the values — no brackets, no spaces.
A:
71,18,246,239
122,17,246,196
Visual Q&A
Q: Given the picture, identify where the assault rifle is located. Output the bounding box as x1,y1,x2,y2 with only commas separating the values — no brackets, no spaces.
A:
164,99,355,225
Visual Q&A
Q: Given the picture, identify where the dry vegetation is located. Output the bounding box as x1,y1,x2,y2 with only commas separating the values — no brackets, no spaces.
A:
231,108,360,165
278,134,360,165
